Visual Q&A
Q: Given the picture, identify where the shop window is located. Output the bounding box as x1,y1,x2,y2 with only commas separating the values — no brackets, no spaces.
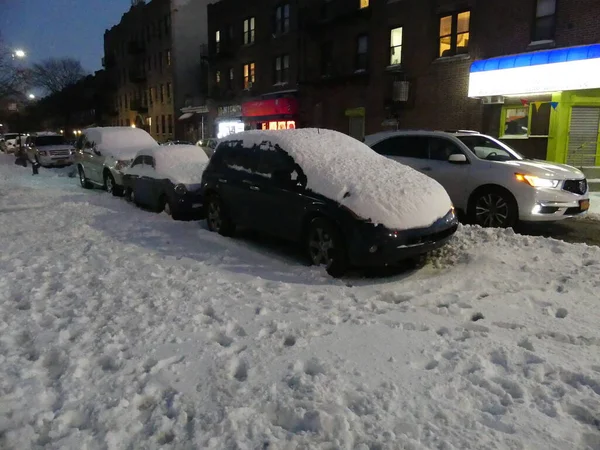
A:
243,63,256,89
274,4,290,34
439,11,470,57
274,54,290,84
321,41,333,76
356,34,368,71
360,0,369,8
533,0,556,41
501,103,551,138
244,17,255,45
215,30,221,53
390,27,403,66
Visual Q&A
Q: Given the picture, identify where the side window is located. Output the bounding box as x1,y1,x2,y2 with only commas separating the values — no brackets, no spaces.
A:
221,140,258,172
131,156,145,167
428,137,463,161
257,147,306,186
372,136,428,159
145,156,156,168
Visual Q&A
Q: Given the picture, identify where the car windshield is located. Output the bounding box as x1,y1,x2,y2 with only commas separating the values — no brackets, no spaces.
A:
4,133,19,139
456,135,523,161
35,135,66,146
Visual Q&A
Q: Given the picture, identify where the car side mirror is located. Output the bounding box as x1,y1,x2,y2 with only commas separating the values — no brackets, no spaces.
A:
448,154,468,164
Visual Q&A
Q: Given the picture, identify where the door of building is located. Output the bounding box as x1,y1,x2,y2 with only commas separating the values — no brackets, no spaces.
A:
566,106,600,166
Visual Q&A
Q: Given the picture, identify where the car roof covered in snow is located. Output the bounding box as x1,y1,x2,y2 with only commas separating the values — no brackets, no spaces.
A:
220,129,452,229
129,144,209,185
83,127,157,158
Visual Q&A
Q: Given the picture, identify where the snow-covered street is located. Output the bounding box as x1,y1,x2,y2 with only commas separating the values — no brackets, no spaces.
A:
2,157,600,450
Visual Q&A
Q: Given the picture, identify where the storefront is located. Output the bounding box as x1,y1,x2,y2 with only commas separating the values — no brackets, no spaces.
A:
242,98,298,130
469,44,600,166
215,104,244,138
178,105,210,142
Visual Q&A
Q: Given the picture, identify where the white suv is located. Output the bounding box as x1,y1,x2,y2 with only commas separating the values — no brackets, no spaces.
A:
365,130,590,227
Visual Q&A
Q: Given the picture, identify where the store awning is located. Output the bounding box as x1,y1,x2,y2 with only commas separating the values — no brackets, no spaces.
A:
468,44,600,97
178,112,194,121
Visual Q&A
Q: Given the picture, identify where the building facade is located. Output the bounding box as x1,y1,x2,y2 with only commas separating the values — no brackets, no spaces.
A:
207,0,600,165
103,0,214,143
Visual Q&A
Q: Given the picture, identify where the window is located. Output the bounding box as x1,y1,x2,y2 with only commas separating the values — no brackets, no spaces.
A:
161,116,166,135
356,35,368,71
390,27,403,66
243,62,255,89
158,52,163,72
274,4,290,34
533,0,556,41
439,11,470,57
216,70,221,85
168,114,173,134
228,68,234,88
321,41,333,76
501,103,551,138
371,136,429,158
149,87,154,105
165,14,171,35
457,135,522,161
244,17,255,44
167,82,172,99
274,55,290,83
167,50,171,66
160,84,165,103
359,0,369,8
156,116,160,134
428,138,464,161
131,156,145,167
216,30,221,53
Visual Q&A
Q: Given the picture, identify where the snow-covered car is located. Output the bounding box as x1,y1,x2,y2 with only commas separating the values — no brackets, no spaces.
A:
365,130,590,228
163,140,195,146
122,144,209,220
1,133,20,154
25,133,75,167
201,129,458,277
75,127,158,196
196,138,218,157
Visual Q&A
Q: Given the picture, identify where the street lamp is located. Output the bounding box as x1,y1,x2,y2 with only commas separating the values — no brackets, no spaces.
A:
14,49,26,59
28,94,35,100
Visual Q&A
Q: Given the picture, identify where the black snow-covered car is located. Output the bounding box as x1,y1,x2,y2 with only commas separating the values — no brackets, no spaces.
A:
123,144,209,220
200,129,458,277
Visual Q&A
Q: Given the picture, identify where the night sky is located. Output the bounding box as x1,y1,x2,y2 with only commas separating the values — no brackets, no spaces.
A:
2,0,129,72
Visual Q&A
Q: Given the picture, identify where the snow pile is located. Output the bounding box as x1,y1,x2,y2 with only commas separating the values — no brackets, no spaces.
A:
84,127,157,158
228,129,452,229
126,145,209,184
589,192,600,217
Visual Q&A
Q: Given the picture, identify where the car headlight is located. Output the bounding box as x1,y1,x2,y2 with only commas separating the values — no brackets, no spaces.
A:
174,184,187,195
516,173,559,188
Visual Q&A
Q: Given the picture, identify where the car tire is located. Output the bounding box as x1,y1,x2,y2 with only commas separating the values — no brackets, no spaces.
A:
78,166,93,189
469,187,518,228
104,172,123,197
306,217,349,278
124,187,133,202
206,194,235,236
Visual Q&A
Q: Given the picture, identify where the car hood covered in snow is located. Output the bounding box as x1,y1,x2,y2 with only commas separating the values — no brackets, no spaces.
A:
231,129,452,230
84,127,158,159
127,144,209,185
498,159,585,180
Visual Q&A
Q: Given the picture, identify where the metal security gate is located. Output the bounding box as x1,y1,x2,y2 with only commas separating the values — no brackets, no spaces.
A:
567,107,600,166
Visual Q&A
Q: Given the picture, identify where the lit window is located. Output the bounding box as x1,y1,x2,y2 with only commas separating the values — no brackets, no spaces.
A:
501,103,551,138
243,62,255,89
166,50,171,66
390,27,403,66
439,11,470,57
356,35,368,70
360,0,369,8
215,30,221,53
216,70,221,84
244,17,255,44
534,0,556,41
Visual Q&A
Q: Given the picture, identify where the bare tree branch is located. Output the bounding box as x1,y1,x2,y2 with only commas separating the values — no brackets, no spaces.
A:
0,34,28,101
29,58,87,95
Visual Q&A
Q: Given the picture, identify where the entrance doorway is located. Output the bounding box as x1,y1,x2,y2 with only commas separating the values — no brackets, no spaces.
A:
566,106,600,166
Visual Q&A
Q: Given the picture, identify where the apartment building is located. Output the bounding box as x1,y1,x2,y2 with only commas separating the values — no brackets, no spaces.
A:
208,0,600,164
103,0,214,142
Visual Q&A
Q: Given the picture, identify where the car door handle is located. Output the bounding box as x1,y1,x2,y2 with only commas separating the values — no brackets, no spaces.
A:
218,178,228,183
420,167,432,171
249,186,260,191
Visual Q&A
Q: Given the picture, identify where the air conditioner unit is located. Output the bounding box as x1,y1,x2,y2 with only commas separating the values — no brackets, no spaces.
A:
392,81,410,102
481,95,505,105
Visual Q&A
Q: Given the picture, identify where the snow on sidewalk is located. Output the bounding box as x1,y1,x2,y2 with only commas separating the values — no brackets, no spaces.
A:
1,159,600,450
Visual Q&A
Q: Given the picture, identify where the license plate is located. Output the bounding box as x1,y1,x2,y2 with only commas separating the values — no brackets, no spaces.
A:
580,199,590,211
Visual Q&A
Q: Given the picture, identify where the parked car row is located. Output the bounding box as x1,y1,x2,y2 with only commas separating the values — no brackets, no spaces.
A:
71,126,590,276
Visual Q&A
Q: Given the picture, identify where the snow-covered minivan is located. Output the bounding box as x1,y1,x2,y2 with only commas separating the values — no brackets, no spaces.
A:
75,127,157,196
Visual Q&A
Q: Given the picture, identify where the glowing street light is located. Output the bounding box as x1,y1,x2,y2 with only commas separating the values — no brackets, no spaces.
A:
28,94,35,100
14,49,26,59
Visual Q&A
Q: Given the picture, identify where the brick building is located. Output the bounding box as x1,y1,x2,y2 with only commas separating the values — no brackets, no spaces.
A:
207,0,600,164
104,0,214,143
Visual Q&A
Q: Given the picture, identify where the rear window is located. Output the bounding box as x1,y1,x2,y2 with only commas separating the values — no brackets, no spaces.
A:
34,135,66,146
4,134,19,139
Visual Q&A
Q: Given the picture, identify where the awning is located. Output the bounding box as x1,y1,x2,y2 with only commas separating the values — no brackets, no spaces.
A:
178,112,194,121
468,44,600,97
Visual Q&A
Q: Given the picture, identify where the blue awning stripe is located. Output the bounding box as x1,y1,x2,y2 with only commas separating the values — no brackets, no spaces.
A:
470,44,600,73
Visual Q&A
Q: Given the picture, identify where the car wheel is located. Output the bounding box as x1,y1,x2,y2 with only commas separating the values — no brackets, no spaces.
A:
104,172,123,197
206,195,235,236
306,217,349,278
470,187,518,228
78,166,93,189
124,187,133,202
